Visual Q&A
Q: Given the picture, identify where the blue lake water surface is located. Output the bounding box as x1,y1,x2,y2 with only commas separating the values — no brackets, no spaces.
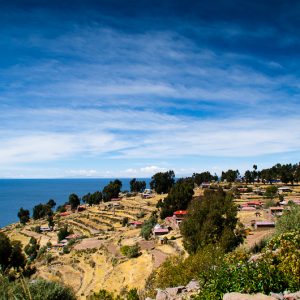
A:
0,178,150,228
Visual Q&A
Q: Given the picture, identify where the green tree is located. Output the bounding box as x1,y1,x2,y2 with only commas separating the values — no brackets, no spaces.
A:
192,171,215,186
17,207,30,224
181,188,243,254
264,185,278,199
141,215,157,240
0,232,12,270
158,179,194,219
221,169,239,182
102,180,122,201
244,170,254,183
130,178,146,193
24,237,39,261
47,199,56,208
150,170,175,194
57,226,72,242
10,240,26,270
32,203,53,220
68,193,80,209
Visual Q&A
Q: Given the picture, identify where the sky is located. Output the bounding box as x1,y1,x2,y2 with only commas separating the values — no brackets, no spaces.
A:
1,0,300,178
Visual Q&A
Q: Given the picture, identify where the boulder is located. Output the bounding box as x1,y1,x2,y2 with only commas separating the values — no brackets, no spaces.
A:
186,279,200,292
156,290,168,300
223,292,277,300
165,286,186,297
284,292,300,300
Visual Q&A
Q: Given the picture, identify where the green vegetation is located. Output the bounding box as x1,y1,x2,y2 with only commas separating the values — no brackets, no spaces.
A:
150,170,175,194
32,203,53,220
68,193,80,209
47,199,56,208
17,207,30,224
221,169,240,182
130,178,146,193
140,215,157,240
120,243,140,258
181,188,244,253
57,225,73,242
264,185,278,199
0,232,25,271
157,179,194,219
103,179,122,201
88,288,140,300
192,171,217,185
24,237,40,261
82,191,103,205
275,202,300,235
0,276,76,300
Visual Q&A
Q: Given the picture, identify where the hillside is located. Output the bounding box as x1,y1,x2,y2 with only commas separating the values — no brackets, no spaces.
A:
2,183,300,299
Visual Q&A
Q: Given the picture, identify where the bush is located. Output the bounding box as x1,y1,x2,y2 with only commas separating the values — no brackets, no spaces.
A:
275,203,300,235
194,231,300,299
263,199,277,209
0,277,76,300
120,243,140,258
140,215,157,240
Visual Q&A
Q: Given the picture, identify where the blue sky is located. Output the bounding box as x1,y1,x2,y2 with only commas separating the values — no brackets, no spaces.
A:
1,0,300,178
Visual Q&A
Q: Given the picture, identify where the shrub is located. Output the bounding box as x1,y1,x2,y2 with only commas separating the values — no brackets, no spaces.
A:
140,215,157,240
275,202,300,235
120,243,140,258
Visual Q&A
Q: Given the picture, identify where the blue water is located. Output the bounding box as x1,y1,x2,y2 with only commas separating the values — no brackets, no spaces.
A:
0,178,150,228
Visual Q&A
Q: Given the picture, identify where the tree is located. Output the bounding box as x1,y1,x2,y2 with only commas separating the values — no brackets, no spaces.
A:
68,193,80,210
24,237,39,261
32,203,53,220
17,207,30,224
158,179,194,219
47,215,54,229
140,215,157,240
181,188,244,254
221,169,239,182
83,191,103,205
130,178,146,193
47,199,56,208
244,170,254,183
57,225,72,242
102,180,122,201
10,240,26,270
192,171,215,186
264,185,278,199
150,170,175,194
0,232,12,270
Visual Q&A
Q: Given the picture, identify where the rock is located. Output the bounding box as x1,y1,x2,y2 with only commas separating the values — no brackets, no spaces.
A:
223,292,277,300
165,286,186,297
156,290,168,300
186,279,200,292
270,292,284,300
284,292,300,300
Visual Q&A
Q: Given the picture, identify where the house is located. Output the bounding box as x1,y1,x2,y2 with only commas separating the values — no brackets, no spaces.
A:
173,210,187,220
241,206,256,211
111,197,122,201
255,221,275,230
246,201,262,208
173,210,187,225
60,212,70,217
153,224,169,236
40,226,51,232
269,206,284,216
128,221,143,228
278,186,292,194
238,187,248,193
201,182,210,188
65,234,81,240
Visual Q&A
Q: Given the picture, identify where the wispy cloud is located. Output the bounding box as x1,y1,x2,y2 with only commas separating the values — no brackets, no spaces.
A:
1,2,300,177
